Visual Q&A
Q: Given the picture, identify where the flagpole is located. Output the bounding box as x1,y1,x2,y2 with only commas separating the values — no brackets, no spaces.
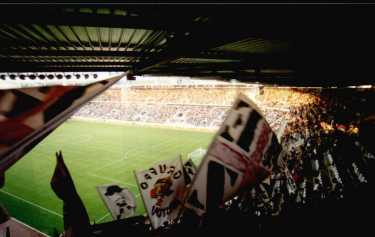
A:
133,169,157,231
176,154,187,222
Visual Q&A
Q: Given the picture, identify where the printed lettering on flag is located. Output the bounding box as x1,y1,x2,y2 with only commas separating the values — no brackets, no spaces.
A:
134,156,186,229
185,94,281,216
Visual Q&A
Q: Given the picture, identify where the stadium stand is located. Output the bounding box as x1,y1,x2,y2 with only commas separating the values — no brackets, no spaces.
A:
1,80,374,236
84,82,375,237
73,85,296,131
1,3,375,237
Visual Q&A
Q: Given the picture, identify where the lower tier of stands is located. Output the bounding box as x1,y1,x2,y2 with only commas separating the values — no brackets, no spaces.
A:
73,102,289,132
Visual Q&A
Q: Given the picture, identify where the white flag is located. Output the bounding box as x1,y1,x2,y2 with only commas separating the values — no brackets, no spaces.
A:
185,94,281,216
135,156,186,229
97,184,136,220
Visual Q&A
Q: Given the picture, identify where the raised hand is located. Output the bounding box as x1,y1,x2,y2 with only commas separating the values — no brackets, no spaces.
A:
0,171,4,188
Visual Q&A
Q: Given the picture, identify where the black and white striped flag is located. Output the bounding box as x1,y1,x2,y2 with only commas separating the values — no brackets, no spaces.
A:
0,74,123,172
185,94,282,216
183,158,196,186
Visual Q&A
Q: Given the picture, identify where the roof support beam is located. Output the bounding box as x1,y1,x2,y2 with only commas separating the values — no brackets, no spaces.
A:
0,6,198,32
0,61,132,73
0,49,144,58
0,66,129,72
135,22,292,73
0,49,291,63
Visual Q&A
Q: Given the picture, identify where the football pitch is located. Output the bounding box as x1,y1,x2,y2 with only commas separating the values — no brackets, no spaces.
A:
0,120,214,236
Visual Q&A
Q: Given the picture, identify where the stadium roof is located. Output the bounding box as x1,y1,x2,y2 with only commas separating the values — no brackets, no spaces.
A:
0,3,374,86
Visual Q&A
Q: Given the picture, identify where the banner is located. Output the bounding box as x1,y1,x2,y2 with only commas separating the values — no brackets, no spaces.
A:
97,184,136,220
185,94,282,216
134,156,186,229
0,74,123,172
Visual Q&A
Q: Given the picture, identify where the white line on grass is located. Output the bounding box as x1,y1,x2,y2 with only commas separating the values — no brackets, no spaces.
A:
87,173,137,188
91,159,127,173
11,218,50,237
96,213,111,223
0,190,62,218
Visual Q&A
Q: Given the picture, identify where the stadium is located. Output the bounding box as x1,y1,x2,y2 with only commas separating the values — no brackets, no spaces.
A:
0,3,375,237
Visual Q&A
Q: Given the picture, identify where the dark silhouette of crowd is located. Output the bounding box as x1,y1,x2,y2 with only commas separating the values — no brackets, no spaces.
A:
1,87,374,237
51,87,375,237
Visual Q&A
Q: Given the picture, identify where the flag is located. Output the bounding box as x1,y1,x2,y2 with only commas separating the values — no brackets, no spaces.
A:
185,94,282,216
183,159,196,186
0,74,124,172
50,151,90,236
97,184,136,220
50,151,78,201
134,156,186,229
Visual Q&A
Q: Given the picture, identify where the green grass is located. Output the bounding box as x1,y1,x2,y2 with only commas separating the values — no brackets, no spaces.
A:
0,120,214,236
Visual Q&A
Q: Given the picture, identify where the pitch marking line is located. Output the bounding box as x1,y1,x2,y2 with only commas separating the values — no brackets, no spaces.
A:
90,152,139,174
10,218,50,237
0,189,62,218
96,213,110,222
91,159,126,173
87,173,137,188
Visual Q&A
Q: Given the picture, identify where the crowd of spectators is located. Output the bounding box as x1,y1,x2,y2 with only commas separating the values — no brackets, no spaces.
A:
92,85,261,104
122,86,253,106
67,85,375,236
165,87,374,236
74,85,302,131
92,88,123,102
74,102,228,128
